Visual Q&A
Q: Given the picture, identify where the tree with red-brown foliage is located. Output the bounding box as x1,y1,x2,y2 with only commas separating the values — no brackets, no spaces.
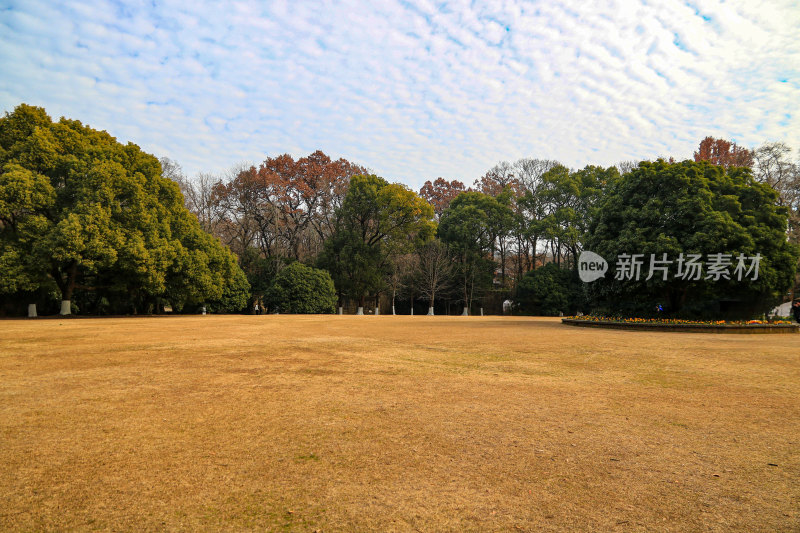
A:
203,152,366,307
693,136,754,169
212,151,366,263
419,177,467,219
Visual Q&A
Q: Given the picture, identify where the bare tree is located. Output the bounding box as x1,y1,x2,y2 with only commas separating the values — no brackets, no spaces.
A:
514,158,559,192
186,172,227,234
616,160,640,175
754,142,800,244
415,240,453,315
160,157,184,182
386,253,418,315
754,142,797,193
160,157,227,235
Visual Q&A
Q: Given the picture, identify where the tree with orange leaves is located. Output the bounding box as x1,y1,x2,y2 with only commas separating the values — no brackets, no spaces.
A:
419,177,467,219
693,136,754,169
212,151,366,263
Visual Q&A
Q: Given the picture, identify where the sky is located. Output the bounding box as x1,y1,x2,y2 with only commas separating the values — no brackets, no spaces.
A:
1,0,798,190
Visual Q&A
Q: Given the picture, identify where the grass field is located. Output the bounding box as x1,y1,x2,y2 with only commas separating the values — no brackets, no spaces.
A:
1,315,798,532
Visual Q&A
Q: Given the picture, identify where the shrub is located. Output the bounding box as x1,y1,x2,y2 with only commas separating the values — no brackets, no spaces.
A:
514,263,582,316
268,262,336,314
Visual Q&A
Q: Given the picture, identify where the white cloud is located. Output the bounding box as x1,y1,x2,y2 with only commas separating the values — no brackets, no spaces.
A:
1,0,798,189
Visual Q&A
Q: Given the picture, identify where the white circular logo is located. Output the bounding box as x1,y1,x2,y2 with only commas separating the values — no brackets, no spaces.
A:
578,251,608,282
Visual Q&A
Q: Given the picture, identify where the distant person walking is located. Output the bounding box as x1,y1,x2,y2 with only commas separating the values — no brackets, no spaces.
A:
254,303,260,315
793,300,800,324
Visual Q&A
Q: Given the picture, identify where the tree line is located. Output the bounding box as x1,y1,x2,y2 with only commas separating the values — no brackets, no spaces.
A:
167,133,800,318
2,104,798,318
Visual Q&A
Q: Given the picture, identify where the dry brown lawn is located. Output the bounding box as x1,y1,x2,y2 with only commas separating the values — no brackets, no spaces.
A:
0,315,798,532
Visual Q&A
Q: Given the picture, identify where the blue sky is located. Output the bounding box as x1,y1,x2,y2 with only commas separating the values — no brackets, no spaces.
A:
1,0,798,189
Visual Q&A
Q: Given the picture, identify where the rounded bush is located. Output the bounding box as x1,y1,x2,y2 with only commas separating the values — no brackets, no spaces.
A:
268,262,336,314
515,263,581,316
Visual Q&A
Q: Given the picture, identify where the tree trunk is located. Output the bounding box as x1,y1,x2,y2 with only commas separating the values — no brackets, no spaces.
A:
480,307,484,316
338,306,343,315
500,240,506,286
28,304,37,318
427,306,434,315
466,267,475,316
463,278,469,316
56,262,79,316
356,307,364,315
410,296,414,315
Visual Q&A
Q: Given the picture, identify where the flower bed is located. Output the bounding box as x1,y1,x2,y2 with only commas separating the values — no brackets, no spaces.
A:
561,316,799,334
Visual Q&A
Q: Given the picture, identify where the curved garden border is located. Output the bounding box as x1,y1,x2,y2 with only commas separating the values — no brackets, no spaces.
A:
561,318,799,334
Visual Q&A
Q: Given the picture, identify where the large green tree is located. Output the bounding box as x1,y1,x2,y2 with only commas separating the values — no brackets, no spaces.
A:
524,164,613,269
0,104,249,315
438,191,512,315
586,160,798,318
318,174,434,313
